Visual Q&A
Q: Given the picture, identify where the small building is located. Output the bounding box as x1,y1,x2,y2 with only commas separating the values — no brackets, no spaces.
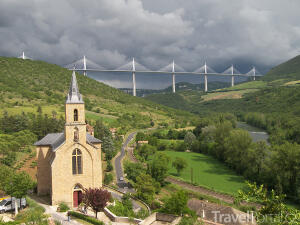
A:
109,128,117,138
34,71,103,207
86,124,94,136
137,140,149,145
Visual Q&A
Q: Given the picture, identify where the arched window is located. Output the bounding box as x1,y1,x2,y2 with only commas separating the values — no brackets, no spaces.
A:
74,109,78,121
72,149,82,174
74,127,79,142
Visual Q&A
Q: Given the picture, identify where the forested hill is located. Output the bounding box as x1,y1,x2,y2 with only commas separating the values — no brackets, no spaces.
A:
262,54,300,81
0,57,196,132
145,54,300,145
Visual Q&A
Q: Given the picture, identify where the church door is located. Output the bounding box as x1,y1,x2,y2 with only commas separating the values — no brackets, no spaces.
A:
73,190,82,207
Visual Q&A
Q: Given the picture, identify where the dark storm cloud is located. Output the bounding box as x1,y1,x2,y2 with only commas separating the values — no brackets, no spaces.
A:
0,0,300,88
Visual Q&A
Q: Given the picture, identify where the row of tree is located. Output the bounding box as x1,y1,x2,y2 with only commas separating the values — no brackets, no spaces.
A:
192,115,300,202
242,112,300,145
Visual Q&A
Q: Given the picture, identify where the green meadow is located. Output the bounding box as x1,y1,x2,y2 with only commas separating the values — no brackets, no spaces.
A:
163,151,247,195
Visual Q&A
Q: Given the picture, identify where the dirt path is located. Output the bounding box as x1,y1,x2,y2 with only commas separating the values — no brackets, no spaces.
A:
165,177,235,204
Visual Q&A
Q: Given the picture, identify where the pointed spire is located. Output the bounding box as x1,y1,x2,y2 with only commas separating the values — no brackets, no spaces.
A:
66,70,84,104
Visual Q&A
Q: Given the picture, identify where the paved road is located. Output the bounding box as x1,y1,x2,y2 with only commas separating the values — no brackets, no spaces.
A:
114,132,136,189
39,202,80,225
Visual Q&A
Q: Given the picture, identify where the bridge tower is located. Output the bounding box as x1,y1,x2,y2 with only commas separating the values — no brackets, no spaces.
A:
132,58,136,97
172,60,176,93
204,62,208,92
83,55,87,76
231,65,235,87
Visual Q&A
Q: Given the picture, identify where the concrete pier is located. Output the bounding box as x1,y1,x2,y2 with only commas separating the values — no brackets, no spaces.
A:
172,74,175,93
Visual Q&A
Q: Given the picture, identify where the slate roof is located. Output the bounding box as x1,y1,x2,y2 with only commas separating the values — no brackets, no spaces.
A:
66,70,84,104
87,133,102,144
34,133,65,151
34,132,102,151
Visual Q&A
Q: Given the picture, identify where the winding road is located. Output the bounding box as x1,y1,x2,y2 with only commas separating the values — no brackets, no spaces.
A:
114,131,136,190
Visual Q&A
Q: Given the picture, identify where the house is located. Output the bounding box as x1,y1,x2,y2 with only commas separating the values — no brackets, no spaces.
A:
109,128,117,138
34,71,103,207
137,140,149,145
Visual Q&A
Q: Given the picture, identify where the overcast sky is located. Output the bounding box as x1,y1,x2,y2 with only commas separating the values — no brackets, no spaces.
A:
1,0,300,89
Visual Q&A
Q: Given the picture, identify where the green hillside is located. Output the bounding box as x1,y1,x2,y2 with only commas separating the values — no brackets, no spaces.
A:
146,55,300,116
262,55,300,82
0,57,196,133
145,55,300,145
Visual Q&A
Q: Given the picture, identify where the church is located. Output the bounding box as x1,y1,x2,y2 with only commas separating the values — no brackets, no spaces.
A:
34,71,103,207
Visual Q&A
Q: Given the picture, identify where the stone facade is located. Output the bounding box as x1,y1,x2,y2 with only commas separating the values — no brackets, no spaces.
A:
35,71,102,207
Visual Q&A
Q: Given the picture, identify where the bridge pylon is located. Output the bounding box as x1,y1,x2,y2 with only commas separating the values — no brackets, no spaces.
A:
172,60,176,93
231,65,234,87
204,62,208,92
83,55,87,76
132,58,136,97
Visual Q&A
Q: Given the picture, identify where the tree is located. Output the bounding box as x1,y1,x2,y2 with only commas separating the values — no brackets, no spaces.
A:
138,144,156,161
243,141,268,181
172,157,188,175
161,190,190,216
213,121,233,160
270,142,300,197
83,188,111,218
150,121,155,127
102,136,115,160
175,142,187,152
124,161,146,183
106,160,113,172
147,152,170,185
224,129,253,173
237,182,300,225
94,120,111,141
104,173,113,185
135,173,156,204
136,132,147,143
184,131,196,149
4,171,34,215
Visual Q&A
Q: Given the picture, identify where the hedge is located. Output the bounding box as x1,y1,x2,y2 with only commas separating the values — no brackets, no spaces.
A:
68,211,105,225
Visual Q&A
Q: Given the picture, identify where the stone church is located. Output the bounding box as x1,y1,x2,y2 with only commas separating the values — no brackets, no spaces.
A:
34,71,103,207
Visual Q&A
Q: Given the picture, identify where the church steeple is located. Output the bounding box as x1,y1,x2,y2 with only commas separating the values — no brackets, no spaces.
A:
65,71,86,144
66,70,84,104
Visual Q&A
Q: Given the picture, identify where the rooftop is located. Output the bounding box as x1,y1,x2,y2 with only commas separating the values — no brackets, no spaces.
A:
34,132,102,151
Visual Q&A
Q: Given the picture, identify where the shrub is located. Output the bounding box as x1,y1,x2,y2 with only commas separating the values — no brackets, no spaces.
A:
104,173,113,185
178,216,200,225
15,197,47,224
30,161,37,168
68,211,105,225
58,202,69,212
106,160,113,172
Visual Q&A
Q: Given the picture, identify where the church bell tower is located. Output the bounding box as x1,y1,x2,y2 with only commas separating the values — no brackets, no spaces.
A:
65,71,86,144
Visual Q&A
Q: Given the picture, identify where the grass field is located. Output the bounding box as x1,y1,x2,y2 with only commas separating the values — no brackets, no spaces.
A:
283,80,300,86
219,81,267,91
163,151,247,195
201,89,258,101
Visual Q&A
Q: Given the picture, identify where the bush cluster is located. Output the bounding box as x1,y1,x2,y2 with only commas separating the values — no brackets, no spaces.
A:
68,211,105,225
